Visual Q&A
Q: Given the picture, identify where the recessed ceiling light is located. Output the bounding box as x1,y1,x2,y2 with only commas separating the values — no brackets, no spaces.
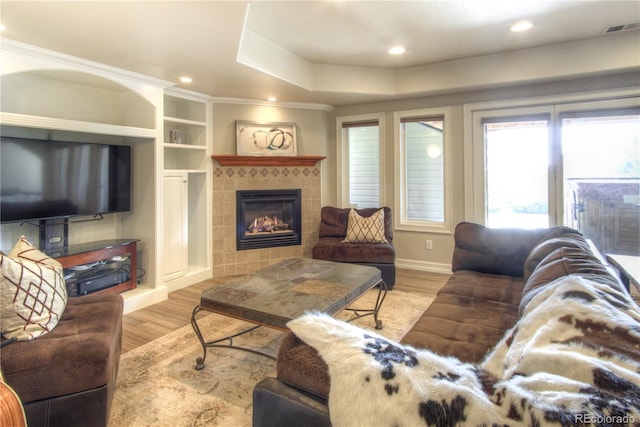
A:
511,21,533,32
388,46,406,55
267,96,277,102
179,76,192,83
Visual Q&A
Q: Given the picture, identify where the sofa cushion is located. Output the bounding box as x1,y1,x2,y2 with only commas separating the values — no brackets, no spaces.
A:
1,236,67,341
312,237,395,264
1,293,123,403
277,332,330,399
318,207,393,242
519,246,624,316
451,222,578,277
401,270,524,362
342,209,388,244
522,234,590,283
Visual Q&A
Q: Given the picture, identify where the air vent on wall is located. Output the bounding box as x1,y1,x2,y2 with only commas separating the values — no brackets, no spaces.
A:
603,22,640,34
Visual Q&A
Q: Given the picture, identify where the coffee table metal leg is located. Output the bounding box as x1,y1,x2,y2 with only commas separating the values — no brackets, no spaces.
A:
345,280,388,329
190,305,275,371
191,306,210,370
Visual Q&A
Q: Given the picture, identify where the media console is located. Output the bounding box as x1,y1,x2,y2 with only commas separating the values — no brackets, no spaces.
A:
46,239,139,296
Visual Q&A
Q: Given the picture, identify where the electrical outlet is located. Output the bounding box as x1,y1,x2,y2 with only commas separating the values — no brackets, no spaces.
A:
426,240,433,250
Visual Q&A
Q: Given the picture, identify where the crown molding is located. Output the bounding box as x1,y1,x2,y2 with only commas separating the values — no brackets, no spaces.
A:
210,96,334,112
1,38,174,88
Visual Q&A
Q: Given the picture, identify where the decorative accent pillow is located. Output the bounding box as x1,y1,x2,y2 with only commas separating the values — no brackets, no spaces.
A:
1,236,67,340
341,209,388,244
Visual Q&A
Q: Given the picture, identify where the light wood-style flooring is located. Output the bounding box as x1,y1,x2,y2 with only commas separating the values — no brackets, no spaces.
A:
121,269,450,353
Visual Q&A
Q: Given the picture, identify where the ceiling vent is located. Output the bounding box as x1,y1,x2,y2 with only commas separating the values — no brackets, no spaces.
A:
603,22,640,34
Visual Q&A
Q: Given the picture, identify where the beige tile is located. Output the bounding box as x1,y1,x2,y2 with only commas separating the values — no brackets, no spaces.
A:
212,166,321,277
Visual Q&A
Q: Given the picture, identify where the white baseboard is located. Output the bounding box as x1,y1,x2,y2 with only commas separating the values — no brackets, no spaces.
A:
396,258,452,275
121,268,212,314
122,285,169,315
165,268,212,293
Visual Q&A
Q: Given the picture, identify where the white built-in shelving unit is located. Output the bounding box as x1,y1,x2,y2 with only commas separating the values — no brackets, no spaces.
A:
0,39,213,312
162,89,212,291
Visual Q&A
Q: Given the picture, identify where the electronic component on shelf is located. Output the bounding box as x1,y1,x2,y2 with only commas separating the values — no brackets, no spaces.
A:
74,269,130,296
69,260,106,271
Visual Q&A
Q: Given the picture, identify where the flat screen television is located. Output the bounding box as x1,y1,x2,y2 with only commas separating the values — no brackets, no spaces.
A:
1,137,132,223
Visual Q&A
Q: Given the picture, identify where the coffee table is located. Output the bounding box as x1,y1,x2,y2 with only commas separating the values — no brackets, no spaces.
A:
190,258,387,370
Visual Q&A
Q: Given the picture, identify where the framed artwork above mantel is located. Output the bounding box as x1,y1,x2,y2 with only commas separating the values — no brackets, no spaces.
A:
236,121,297,156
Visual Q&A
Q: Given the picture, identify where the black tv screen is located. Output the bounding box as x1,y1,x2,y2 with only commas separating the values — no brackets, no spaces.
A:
1,137,131,223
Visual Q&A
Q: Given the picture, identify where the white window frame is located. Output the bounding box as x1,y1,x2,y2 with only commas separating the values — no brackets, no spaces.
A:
463,88,640,225
336,113,385,207
470,105,556,226
394,107,453,234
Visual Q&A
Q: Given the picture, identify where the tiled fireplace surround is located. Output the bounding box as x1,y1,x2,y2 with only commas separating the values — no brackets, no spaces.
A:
212,164,322,277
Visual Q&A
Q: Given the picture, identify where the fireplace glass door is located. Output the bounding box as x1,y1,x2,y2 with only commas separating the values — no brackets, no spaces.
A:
236,189,302,250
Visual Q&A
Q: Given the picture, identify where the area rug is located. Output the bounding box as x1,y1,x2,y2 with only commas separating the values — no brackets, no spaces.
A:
109,289,433,427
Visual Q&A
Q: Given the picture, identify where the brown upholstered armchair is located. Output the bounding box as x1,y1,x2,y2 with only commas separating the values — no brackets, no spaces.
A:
311,206,396,289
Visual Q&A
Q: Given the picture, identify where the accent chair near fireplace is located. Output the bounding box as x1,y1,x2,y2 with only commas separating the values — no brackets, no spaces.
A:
312,206,396,289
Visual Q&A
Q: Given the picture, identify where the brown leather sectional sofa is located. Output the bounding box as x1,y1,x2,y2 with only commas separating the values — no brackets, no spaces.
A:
252,221,628,426
1,293,123,427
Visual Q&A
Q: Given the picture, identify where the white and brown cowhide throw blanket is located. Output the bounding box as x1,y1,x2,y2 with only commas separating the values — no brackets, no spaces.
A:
288,275,640,426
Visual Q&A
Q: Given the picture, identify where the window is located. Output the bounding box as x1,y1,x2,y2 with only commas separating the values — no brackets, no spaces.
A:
394,108,452,233
483,116,551,228
561,109,640,256
337,114,384,208
468,95,639,256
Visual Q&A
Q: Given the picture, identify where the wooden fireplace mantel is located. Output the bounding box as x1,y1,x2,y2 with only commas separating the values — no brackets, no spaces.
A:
212,155,325,167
